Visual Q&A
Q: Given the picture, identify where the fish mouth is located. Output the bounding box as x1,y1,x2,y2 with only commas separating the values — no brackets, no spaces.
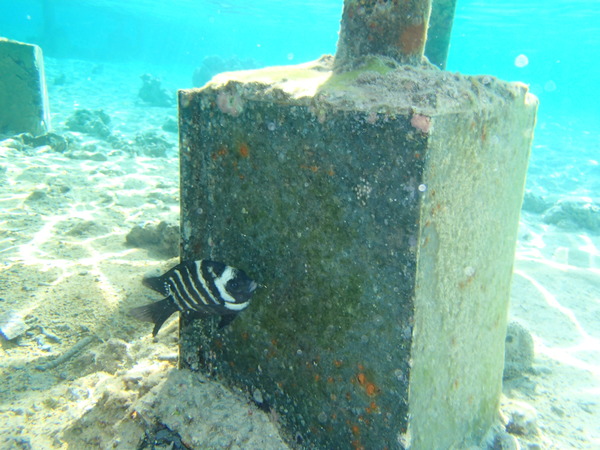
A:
249,281,258,293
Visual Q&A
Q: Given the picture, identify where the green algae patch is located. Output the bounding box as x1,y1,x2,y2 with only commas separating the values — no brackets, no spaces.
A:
206,56,335,100
318,55,398,91
179,93,423,447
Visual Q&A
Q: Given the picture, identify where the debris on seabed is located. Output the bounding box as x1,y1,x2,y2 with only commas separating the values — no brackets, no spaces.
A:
0,311,29,341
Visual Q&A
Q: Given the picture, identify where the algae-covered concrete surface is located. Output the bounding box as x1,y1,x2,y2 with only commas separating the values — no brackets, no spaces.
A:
409,105,537,447
0,38,50,136
178,56,538,448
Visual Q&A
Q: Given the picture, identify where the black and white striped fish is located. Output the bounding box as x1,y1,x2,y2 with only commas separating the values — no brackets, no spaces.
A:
129,260,257,336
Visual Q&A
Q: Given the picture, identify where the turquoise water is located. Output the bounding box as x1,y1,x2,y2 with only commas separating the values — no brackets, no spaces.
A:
1,1,599,448
3,0,599,183
3,1,599,115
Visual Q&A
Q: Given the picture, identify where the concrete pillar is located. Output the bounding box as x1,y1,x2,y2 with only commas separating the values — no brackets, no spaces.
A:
425,0,458,69
177,2,537,448
334,0,432,70
0,38,50,137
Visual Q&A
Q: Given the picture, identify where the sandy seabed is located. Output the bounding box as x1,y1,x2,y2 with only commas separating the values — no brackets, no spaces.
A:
0,57,598,449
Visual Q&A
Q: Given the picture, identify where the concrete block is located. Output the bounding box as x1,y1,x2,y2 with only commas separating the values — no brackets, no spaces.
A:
178,56,537,448
0,38,50,136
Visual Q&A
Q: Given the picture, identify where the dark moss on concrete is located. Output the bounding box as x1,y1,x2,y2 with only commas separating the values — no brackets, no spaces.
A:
179,93,424,447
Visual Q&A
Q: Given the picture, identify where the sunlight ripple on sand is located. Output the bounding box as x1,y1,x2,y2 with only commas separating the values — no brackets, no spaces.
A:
514,269,600,375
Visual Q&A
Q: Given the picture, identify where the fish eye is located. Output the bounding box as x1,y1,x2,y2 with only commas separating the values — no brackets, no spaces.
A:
227,279,240,289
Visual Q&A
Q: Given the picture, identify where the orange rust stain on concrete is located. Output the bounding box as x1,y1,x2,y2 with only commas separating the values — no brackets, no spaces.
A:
399,22,426,55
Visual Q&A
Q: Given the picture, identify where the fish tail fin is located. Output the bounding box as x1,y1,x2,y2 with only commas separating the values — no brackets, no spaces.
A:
129,298,177,336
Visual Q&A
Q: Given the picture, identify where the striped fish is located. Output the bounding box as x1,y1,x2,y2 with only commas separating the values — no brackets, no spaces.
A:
129,260,257,336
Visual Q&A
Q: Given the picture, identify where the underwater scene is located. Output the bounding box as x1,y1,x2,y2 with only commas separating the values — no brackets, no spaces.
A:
0,0,598,448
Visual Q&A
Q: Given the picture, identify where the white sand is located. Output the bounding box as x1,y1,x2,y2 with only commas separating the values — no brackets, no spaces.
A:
506,219,600,448
0,58,287,449
0,57,598,449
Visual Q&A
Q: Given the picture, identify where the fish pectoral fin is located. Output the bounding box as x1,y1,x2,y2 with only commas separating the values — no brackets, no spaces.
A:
142,274,169,296
218,314,238,329
128,298,177,336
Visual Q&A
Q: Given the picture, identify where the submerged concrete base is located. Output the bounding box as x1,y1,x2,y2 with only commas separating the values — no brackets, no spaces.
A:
178,56,537,449
0,38,50,137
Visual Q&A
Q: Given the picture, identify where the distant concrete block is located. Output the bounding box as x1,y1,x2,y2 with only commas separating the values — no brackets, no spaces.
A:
178,56,538,448
0,38,50,136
